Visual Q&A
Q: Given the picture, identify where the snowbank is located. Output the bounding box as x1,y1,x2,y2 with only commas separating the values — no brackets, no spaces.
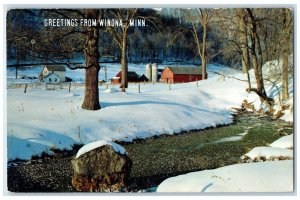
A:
280,98,293,122
157,132,294,193
244,147,293,160
269,134,293,149
6,61,293,160
7,64,248,160
105,88,121,93
156,160,293,192
244,58,293,122
76,140,126,158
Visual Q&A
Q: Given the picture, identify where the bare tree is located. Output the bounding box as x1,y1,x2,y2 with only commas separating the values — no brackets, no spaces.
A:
107,9,138,91
281,8,293,101
237,9,251,90
182,8,212,79
107,9,162,91
246,8,274,107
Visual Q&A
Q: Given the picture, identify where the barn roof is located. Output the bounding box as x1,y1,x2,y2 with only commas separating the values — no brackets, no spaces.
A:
45,65,66,71
44,72,60,79
167,67,202,75
116,71,139,78
138,74,149,81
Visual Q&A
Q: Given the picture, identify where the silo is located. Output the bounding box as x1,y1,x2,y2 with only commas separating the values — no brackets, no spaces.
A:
152,63,158,82
146,64,152,82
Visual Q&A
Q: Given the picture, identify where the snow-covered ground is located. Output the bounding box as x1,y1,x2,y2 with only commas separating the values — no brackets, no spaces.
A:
244,146,293,160
157,133,294,192
156,160,293,192
6,61,293,161
246,60,294,122
269,134,293,149
6,63,238,83
7,64,247,160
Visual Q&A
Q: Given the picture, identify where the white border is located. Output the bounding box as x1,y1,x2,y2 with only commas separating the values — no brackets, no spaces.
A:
1,1,299,200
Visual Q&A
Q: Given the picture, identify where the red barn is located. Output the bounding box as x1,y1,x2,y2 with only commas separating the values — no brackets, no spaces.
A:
111,71,140,84
161,66,207,83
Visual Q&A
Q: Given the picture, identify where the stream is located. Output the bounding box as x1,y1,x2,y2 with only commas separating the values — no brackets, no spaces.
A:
7,111,293,192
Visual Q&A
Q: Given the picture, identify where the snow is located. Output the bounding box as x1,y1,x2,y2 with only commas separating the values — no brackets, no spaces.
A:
237,130,249,136
280,97,294,122
105,87,121,93
156,160,293,192
7,66,42,84
214,136,243,143
6,63,150,84
7,64,248,160
6,59,294,192
6,63,237,84
243,59,294,122
244,147,293,160
156,132,294,193
6,60,293,160
76,140,126,158
269,134,293,149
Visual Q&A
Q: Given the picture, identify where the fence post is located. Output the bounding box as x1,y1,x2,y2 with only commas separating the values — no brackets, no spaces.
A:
69,83,71,93
169,83,171,91
121,86,126,93
106,84,108,90
24,84,28,93
138,84,140,94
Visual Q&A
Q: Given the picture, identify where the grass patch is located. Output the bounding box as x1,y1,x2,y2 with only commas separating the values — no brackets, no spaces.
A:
125,112,293,180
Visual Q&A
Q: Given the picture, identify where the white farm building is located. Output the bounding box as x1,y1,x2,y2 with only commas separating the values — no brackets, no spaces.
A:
40,65,66,83
43,73,61,84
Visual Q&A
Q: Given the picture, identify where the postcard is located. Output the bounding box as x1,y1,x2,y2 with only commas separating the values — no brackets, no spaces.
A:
5,7,294,193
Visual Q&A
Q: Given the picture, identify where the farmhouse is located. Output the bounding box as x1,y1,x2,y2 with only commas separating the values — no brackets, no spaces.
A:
43,72,61,84
111,71,140,84
40,65,66,83
161,66,207,83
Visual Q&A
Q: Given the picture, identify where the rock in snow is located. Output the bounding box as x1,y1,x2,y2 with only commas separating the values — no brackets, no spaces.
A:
76,140,126,158
72,142,131,192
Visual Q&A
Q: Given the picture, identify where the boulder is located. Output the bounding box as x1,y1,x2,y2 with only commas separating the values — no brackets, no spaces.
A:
71,144,132,192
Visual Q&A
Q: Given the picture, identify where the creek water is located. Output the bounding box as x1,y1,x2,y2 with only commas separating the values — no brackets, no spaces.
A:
7,111,293,192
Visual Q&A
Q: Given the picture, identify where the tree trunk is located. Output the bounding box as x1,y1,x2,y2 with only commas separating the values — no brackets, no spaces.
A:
238,9,251,90
262,22,269,64
282,8,292,101
120,29,128,90
282,53,289,101
15,42,18,79
254,30,267,98
194,29,202,75
202,24,207,79
81,9,101,110
15,64,18,79
247,9,273,106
